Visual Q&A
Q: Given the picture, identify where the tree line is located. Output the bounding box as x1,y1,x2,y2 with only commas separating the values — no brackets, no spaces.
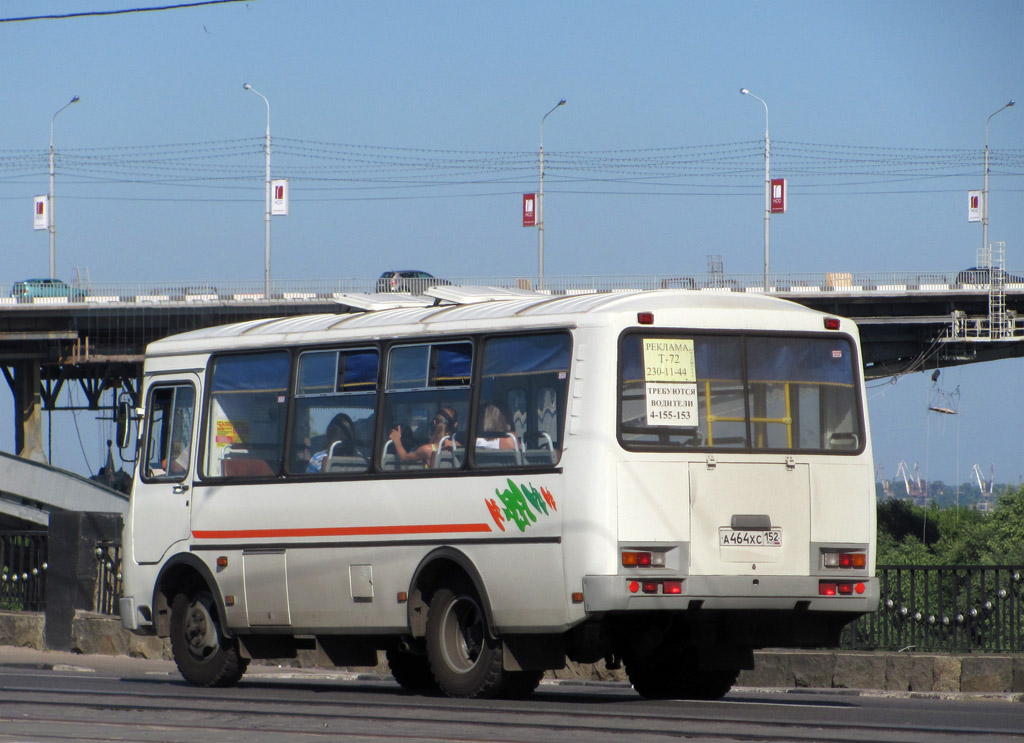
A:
877,485,1024,565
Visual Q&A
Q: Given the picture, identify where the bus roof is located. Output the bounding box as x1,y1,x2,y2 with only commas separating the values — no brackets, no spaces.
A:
144,289,850,357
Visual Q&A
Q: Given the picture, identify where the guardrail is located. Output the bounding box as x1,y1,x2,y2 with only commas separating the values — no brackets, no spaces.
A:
3,531,1023,653
845,565,1024,653
0,531,47,612
2,271,1023,306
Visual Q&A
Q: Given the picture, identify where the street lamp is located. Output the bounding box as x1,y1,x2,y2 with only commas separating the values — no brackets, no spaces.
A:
49,95,80,279
740,88,770,292
982,100,1014,256
538,98,566,290
243,83,272,296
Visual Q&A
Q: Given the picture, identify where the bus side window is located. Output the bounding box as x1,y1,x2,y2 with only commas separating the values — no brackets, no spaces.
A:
473,333,571,469
203,351,290,479
290,347,378,475
380,341,471,472
143,384,195,481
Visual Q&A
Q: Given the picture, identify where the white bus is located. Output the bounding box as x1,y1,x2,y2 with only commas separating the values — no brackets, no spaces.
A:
119,288,878,700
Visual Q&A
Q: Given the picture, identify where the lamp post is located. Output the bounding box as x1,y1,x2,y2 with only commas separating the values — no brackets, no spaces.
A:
49,95,80,280
244,83,272,296
538,98,566,290
740,88,770,292
983,100,1014,256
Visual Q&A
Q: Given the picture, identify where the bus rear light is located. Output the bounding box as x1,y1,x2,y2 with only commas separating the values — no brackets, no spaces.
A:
622,550,651,567
840,553,866,568
637,312,654,325
823,550,866,569
819,580,866,596
824,317,841,330
627,579,683,595
622,550,665,568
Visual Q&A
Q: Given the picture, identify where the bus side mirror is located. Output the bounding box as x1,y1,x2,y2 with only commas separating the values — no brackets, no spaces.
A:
116,401,133,450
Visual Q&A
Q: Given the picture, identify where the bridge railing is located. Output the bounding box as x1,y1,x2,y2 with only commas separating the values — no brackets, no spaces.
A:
0,530,47,612
844,565,1024,653
3,271,1023,305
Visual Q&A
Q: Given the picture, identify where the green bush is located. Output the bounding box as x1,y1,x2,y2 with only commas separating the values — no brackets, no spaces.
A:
877,485,1024,565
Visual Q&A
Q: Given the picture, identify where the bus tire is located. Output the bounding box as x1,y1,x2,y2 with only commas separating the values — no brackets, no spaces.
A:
386,646,440,692
500,670,544,699
625,650,736,701
169,589,248,687
425,581,505,698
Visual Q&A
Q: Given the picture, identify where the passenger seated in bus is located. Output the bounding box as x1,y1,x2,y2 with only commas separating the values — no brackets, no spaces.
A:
475,403,518,451
150,440,189,478
307,413,356,473
388,406,458,468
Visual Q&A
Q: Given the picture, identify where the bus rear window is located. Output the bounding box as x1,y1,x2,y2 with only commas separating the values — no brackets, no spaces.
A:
619,332,862,453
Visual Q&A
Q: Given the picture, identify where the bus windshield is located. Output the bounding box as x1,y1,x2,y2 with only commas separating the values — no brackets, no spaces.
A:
619,331,862,453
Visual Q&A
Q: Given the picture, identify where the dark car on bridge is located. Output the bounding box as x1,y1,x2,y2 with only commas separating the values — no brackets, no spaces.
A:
956,267,1024,286
10,278,86,303
376,270,450,294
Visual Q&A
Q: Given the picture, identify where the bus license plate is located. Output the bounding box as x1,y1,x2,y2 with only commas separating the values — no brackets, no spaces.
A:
719,528,782,548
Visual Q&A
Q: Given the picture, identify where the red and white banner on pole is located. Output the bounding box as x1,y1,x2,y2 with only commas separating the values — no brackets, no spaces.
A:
271,179,289,216
968,190,982,222
33,195,48,230
770,178,787,214
522,193,536,226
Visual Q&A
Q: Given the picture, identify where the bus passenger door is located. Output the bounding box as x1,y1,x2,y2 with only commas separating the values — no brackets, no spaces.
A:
131,377,200,564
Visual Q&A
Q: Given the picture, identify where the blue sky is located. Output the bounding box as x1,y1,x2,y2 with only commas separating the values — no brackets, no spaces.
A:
1,0,1023,487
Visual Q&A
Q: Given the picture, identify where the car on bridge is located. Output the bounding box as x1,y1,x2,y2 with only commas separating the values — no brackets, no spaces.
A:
10,278,86,303
956,267,1024,286
376,270,450,294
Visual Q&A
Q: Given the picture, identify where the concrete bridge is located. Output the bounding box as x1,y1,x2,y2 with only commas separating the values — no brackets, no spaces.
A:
3,270,1024,527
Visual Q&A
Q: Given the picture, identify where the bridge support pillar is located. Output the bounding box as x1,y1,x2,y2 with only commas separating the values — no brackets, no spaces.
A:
44,511,123,651
11,361,47,464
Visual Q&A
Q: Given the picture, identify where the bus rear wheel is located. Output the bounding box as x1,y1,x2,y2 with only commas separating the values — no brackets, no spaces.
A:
425,581,505,698
169,589,248,687
625,649,737,701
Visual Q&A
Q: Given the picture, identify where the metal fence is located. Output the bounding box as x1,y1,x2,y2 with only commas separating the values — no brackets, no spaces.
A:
3,529,1024,654
844,565,1024,653
0,531,47,612
95,540,122,616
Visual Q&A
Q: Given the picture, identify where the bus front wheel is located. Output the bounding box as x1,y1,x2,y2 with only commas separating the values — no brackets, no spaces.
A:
425,581,505,698
169,589,248,687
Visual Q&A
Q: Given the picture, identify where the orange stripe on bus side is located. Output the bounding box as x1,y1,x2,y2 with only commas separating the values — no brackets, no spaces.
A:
191,523,493,540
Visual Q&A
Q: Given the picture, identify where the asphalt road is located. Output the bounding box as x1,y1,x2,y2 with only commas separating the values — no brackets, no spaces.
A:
1,647,1023,742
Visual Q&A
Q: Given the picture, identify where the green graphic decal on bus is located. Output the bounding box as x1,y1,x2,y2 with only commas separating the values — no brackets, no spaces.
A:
486,479,557,532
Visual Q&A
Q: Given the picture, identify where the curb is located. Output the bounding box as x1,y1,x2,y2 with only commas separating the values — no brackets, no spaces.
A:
3,611,1024,698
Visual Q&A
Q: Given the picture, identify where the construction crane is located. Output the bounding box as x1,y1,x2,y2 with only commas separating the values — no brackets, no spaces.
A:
895,460,925,501
972,464,995,496
876,464,891,497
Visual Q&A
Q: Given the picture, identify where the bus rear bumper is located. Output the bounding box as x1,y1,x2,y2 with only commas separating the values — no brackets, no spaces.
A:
582,574,879,614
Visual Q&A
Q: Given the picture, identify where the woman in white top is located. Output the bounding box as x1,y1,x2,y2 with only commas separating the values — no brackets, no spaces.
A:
476,403,518,451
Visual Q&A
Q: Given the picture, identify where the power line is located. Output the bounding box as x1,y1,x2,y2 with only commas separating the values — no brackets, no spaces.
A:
0,0,250,23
